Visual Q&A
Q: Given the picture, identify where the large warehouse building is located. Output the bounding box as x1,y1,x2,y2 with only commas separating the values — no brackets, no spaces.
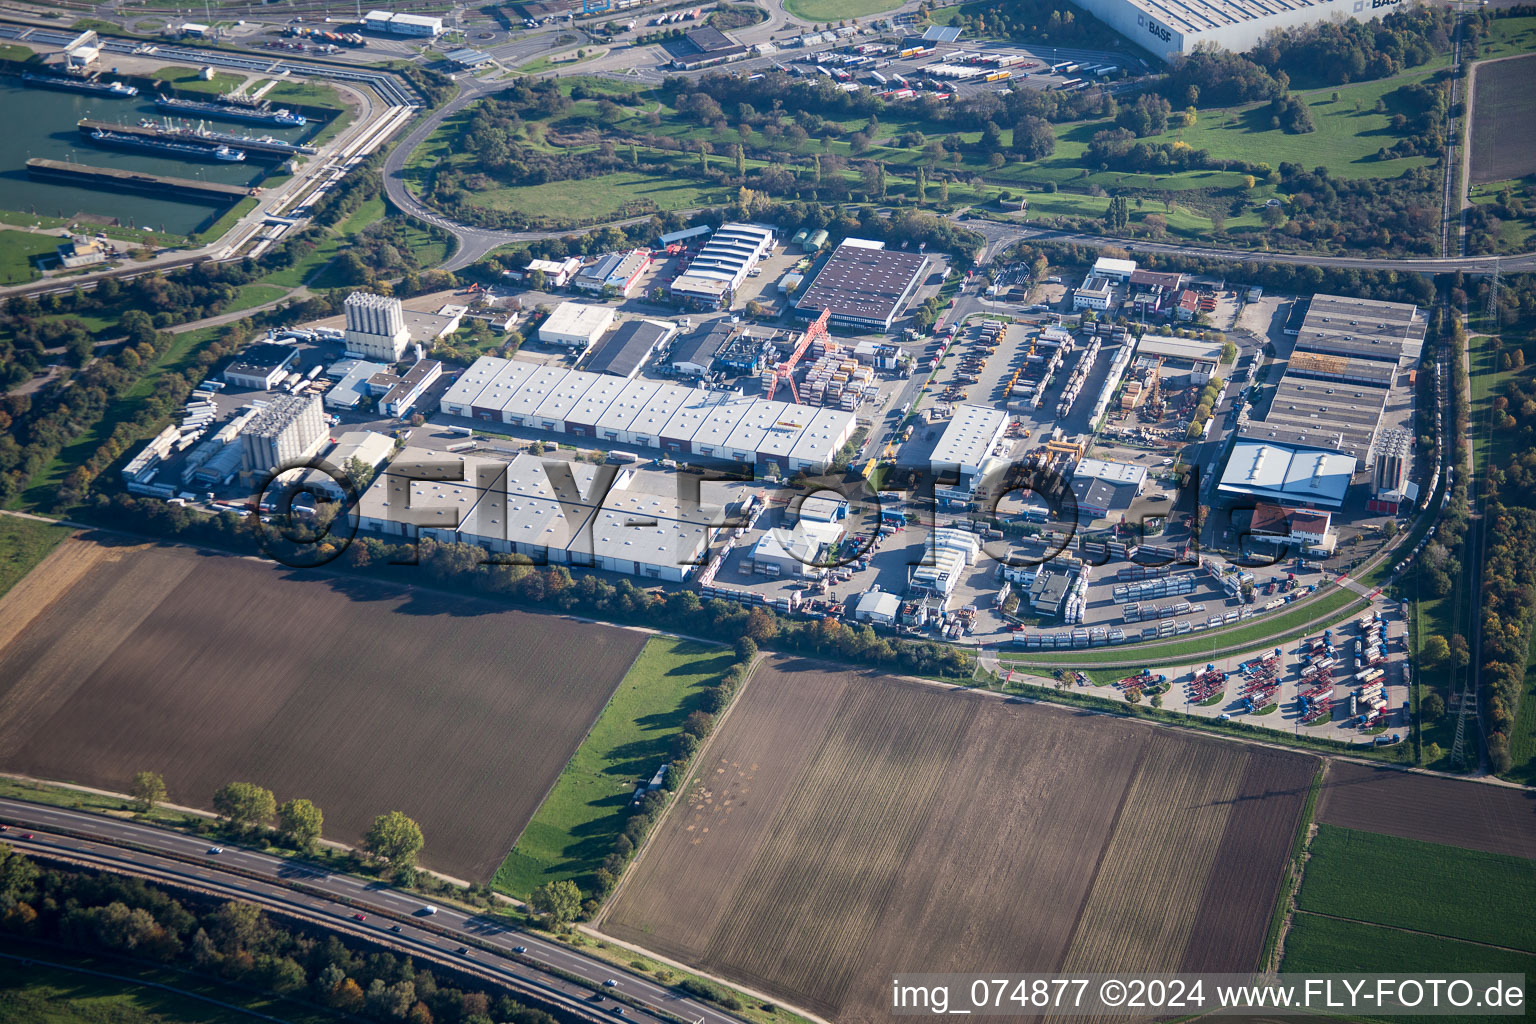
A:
1218,292,1421,509
1073,0,1404,62
439,355,857,471
1216,440,1356,511
793,238,929,333
669,223,775,309
930,404,1009,491
357,448,743,581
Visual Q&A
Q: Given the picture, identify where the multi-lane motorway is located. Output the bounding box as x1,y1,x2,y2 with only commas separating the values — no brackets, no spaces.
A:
0,799,742,1024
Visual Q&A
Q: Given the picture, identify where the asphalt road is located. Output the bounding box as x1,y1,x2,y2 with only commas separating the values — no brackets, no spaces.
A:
960,218,1536,273
0,799,739,1024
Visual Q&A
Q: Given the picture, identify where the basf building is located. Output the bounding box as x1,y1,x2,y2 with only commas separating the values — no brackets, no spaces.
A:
1074,0,1411,62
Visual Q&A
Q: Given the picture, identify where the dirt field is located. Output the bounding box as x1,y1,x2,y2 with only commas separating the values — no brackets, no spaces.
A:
0,537,646,880
1317,762,1536,859
1470,54,1536,184
602,658,1317,1022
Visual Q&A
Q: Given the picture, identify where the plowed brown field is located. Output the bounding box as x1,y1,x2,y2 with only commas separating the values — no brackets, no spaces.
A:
1317,761,1536,859
602,658,1318,1023
0,538,645,880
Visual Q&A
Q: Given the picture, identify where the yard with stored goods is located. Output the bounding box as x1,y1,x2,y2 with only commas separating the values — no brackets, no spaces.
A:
1470,52,1536,185
600,658,1316,1022
0,537,646,881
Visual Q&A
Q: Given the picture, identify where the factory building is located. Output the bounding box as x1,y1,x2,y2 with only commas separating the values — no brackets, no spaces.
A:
355,448,738,581
1284,350,1397,389
669,25,748,69
280,430,396,501
507,256,582,288
792,238,929,332
539,301,616,353
1072,275,1114,312
344,292,411,363
749,519,843,577
224,343,299,390
240,393,327,478
909,528,982,603
1137,334,1225,365
930,404,1009,490
667,319,733,377
1216,440,1356,511
439,355,856,471
324,359,388,410
854,589,901,626
669,223,775,309
1071,458,1148,520
1293,293,1425,367
574,249,652,297
370,359,443,418
1259,378,1389,465
582,319,675,379
1092,256,1136,282
1229,293,1422,489
1073,0,1402,63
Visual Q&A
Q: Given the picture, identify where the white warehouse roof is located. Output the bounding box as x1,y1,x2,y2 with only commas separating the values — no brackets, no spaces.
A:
1074,458,1146,487
1217,441,1355,510
931,404,1009,478
1138,334,1225,364
440,355,855,469
1093,257,1137,277
540,302,615,343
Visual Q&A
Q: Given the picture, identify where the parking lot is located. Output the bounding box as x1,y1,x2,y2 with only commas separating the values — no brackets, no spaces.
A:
1011,601,1410,747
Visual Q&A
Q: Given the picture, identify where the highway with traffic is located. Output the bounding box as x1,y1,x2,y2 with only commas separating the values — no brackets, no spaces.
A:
0,799,744,1024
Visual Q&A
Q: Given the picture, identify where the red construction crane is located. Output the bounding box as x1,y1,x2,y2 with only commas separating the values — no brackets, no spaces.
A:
764,309,831,404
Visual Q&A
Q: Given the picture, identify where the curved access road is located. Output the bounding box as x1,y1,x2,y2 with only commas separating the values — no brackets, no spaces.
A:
0,799,746,1024
959,218,1536,274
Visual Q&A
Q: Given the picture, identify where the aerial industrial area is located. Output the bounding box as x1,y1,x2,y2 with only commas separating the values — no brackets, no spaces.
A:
0,0,1532,1018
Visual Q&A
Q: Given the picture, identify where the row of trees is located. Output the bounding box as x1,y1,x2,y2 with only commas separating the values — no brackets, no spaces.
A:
81,492,978,684
129,770,424,875
1474,271,1536,774
924,0,1125,50
529,641,758,929
1163,5,1463,105
1017,238,1440,309
0,847,556,1024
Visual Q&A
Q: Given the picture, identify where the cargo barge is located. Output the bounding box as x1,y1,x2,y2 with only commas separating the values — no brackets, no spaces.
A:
154,95,306,127
88,127,246,162
21,71,138,97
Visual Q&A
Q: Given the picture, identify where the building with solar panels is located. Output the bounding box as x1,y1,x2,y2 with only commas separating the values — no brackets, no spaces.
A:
1073,0,1409,62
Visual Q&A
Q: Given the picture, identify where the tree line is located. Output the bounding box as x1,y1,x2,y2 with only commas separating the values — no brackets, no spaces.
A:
0,845,564,1024
129,771,426,878
1471,271,1536,774
75,494,978,685
528,639,757,935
